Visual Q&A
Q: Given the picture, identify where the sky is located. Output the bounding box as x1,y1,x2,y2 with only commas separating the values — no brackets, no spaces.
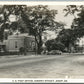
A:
48,5,74,29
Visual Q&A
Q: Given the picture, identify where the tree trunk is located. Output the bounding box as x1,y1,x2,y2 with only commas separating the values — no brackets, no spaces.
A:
37,43,42,54
35,35,43,54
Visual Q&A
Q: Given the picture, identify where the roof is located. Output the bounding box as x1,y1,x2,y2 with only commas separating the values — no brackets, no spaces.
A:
8,33,35,39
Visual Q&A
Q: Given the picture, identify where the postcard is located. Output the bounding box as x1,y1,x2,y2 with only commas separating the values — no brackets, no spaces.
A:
0,1,84,83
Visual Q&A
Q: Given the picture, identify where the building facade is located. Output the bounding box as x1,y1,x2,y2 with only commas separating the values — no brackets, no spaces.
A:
3,33,36,52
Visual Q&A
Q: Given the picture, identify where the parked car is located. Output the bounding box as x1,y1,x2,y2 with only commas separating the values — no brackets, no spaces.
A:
47,50,62,55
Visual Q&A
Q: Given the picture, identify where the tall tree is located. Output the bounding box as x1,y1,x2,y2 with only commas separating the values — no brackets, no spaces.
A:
56,29,77,52
64,5,84,44
71,6,84,38
21,5,58,54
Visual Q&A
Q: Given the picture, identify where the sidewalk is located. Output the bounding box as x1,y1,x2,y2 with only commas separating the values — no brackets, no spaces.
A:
0,52,84,59
0,51,38,59
0,54,39,59
63,53,84,55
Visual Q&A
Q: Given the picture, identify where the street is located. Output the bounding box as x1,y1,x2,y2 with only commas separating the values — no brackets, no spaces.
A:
0,54,84,78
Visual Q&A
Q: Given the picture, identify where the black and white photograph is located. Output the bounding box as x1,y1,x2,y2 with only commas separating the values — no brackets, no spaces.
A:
0,2,84,79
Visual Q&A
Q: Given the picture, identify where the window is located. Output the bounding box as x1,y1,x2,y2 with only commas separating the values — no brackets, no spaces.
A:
15,41,18,48
31,41,35,50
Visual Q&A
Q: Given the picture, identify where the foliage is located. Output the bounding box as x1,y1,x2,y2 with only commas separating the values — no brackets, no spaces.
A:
0,5,64,54
64,5,84,39
71,7,84,38
21,5,58,54
45,39,65,52
63,5,79,18
56,29,77,52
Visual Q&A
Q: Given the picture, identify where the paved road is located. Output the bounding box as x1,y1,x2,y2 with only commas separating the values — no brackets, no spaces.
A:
0,54,84,78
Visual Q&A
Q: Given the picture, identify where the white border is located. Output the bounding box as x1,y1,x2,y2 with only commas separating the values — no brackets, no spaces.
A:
0,1,84,83
0,78,84,83
0,1,84,5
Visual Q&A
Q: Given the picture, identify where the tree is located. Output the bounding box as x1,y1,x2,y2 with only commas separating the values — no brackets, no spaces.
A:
56,29,77,52
45,39,65,52
0,5,27,41
54,5,84,52
71,6,84,38
64,5,84,39
64,5,79,18
20,5,58,54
